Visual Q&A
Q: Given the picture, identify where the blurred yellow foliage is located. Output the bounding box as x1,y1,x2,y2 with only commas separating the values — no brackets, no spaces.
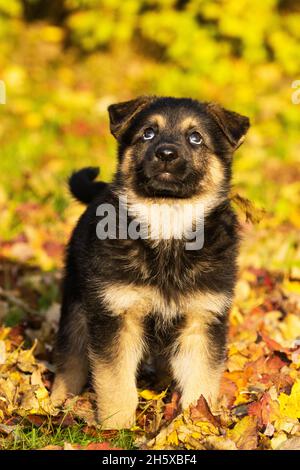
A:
0,0,299,270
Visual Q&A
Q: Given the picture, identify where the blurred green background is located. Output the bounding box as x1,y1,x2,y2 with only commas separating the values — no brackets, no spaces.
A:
0,0,299,271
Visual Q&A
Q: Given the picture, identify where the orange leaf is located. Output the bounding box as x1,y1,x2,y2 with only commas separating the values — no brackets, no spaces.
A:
220,376,238,407
85,442,122,450
164,391,180,421
248,393,280,427
261,332,290,355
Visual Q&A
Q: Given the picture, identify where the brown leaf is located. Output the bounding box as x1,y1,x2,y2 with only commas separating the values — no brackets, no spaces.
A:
0,423,16,435
230,193,265,224
190,395,220,428
164,391,180,421
99,429,119,440
65,395,96,426
52,412,76,427
26,415,45,426
20,389,40,411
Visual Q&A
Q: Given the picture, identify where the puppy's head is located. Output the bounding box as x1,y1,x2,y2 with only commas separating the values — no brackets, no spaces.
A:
108,96,250,199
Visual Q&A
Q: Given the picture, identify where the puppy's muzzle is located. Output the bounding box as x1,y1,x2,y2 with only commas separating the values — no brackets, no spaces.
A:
155,145,178,162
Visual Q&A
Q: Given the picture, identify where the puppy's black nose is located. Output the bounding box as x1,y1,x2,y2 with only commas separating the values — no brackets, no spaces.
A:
155,146,178,162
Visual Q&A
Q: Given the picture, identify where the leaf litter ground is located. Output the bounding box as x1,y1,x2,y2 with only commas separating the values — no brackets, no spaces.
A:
0,259,300,450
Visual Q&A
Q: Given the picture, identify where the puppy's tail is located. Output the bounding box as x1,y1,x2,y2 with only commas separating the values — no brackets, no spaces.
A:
69,167,108,204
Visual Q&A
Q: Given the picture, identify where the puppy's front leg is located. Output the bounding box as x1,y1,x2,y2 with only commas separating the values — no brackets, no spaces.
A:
89,313,145,430
170,312,227,410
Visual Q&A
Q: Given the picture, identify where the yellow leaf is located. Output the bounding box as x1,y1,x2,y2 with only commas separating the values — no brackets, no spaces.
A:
35,386,49,402
194,421,219,436
41,26,64,43
9,371,22,383
280,314,300,341
3,65,26,88
229,306,244,326
24,112,43,129
139,389,167,400
0,328,10,341
235,279,251,302
167,430,179,446
227,353,249,372
227,416,258,450
0,341,6,365
279,380,300,419
130,425,141,431
234,392,254,406
271,432,288,450
283,280,300,295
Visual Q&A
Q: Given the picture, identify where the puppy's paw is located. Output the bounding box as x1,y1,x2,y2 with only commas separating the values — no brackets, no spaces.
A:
50,390,67,408
51,376,69,407
98,409,136,430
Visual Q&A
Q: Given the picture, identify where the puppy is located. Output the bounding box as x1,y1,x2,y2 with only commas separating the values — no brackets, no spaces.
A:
51,96,250,429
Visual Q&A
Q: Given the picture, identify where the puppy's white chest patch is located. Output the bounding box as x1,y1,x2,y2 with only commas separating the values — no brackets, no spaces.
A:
127,200,204,243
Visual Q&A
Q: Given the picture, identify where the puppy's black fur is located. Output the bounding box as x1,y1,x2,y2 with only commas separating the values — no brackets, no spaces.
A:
52,96,250,429
69,167,108,204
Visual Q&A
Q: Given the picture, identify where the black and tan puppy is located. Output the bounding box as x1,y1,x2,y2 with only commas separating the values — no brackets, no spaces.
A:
51,96,250,429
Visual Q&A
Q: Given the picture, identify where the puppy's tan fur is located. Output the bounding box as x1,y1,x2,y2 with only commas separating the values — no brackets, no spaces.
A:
90,308,145,429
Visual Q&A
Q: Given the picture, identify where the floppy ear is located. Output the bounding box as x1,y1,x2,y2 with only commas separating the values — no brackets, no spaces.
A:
108,96,154,140
206,103,250,150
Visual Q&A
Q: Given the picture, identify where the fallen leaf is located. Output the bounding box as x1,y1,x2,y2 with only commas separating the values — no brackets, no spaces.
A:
248,392,280,427
220,376,238,407
190,396,220,428
139,389,167,400
203,435,237,450
277,436,300,450
85,442,122,450
65,395,96,426
0,340,6,365
261,332,290,355
278,380,300,419
227,416,258,450
40,445,63,450
64,442,80,450
0,423,16,435
164,391,180,421
26,415,45,426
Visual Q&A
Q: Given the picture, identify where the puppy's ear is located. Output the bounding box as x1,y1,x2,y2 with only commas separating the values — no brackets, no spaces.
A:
206,103,250,150
108,96,153,140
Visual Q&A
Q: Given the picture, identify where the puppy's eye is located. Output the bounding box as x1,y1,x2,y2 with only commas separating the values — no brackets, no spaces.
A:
188,131,203,145
143,127,156,140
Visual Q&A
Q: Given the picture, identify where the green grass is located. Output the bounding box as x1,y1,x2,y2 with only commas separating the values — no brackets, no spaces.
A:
4,306,25,327
0,418,136,450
